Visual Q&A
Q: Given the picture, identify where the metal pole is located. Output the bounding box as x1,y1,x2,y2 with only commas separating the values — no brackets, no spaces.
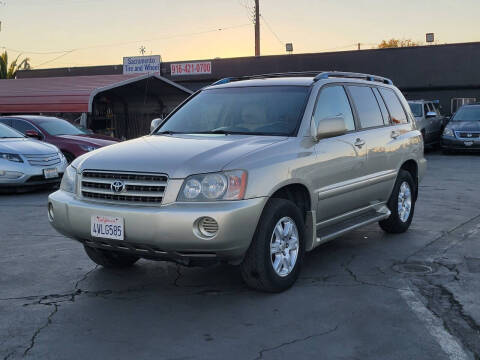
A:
255,0,260,56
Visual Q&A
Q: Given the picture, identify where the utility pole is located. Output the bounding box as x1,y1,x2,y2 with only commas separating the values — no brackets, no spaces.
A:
254,0,260,56
357,43,361,50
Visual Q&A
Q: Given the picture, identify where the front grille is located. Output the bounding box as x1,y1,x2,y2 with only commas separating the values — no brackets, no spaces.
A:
81,170,167,205
24,153,61,167
456,131,480,140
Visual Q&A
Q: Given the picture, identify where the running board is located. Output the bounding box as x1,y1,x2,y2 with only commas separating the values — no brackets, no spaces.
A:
314,207,390,247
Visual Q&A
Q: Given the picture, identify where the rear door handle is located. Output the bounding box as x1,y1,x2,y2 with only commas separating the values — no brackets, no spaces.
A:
354,138,365,148
391,131,400,139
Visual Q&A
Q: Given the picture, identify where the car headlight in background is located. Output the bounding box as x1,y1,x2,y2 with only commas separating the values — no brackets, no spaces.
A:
443,128,454,137
0,153,23,163
79,144,97,152
60,165,77,193
178,170,247,201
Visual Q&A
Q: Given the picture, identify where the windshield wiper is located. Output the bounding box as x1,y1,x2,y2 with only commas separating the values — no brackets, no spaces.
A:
155,130,183,135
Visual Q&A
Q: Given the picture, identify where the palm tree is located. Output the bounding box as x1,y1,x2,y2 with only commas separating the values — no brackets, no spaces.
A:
0,51,31,79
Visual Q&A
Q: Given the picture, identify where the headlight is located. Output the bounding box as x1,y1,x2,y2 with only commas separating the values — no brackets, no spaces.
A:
178,170,247,201
60,165,77,193
79,144,97,152
443,128,454,137
0,153,23,163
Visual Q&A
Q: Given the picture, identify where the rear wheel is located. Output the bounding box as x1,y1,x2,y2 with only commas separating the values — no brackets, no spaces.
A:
241,198,305,292
84,245,139,268
379,169,416,234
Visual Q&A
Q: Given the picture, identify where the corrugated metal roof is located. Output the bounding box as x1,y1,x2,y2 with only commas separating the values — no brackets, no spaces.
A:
0,73,192,113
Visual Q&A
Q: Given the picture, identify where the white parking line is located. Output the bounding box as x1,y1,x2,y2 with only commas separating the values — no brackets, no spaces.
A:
398,287,471,360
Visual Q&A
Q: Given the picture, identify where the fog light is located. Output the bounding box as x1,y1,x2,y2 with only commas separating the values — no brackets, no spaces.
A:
0,171,23,179
48,203,54,221
196,217,219,238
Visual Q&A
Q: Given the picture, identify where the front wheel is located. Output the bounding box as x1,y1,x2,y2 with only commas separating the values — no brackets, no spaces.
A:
379,169,416,234
84,245,139,268
241,198,305,292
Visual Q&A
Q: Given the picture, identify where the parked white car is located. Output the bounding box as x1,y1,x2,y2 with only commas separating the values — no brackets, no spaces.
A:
0,123,68,191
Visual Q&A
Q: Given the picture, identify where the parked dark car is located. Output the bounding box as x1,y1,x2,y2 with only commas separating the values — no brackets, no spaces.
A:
0,115,118,162
442,104,480,153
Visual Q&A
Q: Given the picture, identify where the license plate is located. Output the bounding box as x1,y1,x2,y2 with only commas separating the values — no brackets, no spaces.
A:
464,141,474,147
91,215,124,240
43,168,59,179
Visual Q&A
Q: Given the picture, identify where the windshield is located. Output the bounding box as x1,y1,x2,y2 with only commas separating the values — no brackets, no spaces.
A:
0,123,25,138
452,106,480,121
38,119,86,135
156,86,310,136
408,102,422,117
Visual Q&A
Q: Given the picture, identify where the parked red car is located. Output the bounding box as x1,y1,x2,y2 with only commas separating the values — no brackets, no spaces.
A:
0,115,118,162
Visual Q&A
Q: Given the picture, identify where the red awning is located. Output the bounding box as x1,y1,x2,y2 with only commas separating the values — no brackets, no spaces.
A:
0,74,192,113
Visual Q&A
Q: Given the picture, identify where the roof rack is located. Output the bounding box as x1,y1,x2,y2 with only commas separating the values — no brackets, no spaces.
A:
211,71,393,86
313,71,393,85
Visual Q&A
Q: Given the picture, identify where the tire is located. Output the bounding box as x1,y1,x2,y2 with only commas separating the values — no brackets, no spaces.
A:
62,151,75,164
241,198,305,292
379,169,416,234
84,245,139,268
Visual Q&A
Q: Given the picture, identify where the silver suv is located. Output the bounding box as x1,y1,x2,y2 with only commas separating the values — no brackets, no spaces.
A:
48,71,426,292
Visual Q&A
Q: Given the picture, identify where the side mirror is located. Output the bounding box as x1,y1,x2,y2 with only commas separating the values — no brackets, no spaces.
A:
315,116,348,140
150,118,163,133
426,111,436,118
25,130,42,140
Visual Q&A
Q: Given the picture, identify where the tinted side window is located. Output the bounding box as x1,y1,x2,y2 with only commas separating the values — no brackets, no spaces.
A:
348,86,384,129
312,85,355,131
11,119,36,134
379,88,408,124
0,118,13,127
372,88,390,125
423,104,429,116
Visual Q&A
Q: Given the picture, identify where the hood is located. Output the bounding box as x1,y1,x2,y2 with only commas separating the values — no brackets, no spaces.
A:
57,135,117,147
75,134,287,178
0,138,59,155
447,121,480,132
77,133,120,141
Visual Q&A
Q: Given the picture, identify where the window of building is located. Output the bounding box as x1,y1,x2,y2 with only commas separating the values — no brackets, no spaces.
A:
312,85,355,132
379,88,408,124
348,86,384,129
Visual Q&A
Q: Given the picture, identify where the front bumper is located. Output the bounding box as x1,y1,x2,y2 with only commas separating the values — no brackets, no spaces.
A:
0,159,67,187
48,190,267,263
441,137,480,151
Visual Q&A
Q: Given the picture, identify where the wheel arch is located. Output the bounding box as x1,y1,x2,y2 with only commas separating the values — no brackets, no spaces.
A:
399,159,418,200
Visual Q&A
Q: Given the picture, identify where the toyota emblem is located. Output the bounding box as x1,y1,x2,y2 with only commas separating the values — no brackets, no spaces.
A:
111,180,125,193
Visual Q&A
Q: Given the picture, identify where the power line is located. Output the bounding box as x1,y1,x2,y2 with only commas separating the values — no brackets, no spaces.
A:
260,14,284,45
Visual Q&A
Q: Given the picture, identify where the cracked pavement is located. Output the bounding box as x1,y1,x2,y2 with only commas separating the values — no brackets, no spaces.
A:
1,152,479,359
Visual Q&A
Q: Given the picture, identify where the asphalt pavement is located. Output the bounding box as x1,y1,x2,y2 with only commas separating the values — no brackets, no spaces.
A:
1,151,479,360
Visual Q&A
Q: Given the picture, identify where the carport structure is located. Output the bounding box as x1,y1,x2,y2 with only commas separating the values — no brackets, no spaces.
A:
0,74,192,139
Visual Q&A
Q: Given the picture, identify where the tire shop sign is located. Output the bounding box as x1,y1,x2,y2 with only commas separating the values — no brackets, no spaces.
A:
123,55,161,75
170,61,212,76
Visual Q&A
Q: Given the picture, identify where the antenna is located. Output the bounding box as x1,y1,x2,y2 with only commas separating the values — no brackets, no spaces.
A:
139,46,146,55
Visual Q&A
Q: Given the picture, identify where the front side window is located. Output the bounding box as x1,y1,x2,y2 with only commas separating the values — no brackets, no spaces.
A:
312,85,355,131
379,88,408,124
12,119,36,134
157,86,310,136
452,106,480,121
348,86,384,129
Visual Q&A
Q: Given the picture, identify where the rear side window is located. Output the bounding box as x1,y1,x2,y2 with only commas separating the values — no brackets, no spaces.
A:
372,88,390,125
312,85,355,131
347,86,384,129
379,88,408,124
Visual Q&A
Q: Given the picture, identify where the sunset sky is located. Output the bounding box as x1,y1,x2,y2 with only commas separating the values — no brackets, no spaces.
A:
1,0,479,69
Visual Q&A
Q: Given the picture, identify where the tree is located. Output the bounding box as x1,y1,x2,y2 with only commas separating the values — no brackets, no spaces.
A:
0,51,31,79
378,39,420,49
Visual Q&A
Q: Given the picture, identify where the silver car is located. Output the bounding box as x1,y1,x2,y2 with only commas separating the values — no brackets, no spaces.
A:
0,123,68,191
408,100,445,147
48,71,426,292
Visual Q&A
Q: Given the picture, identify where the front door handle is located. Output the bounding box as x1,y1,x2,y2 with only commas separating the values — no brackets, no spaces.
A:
354,138,365,148
391,130,400,139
